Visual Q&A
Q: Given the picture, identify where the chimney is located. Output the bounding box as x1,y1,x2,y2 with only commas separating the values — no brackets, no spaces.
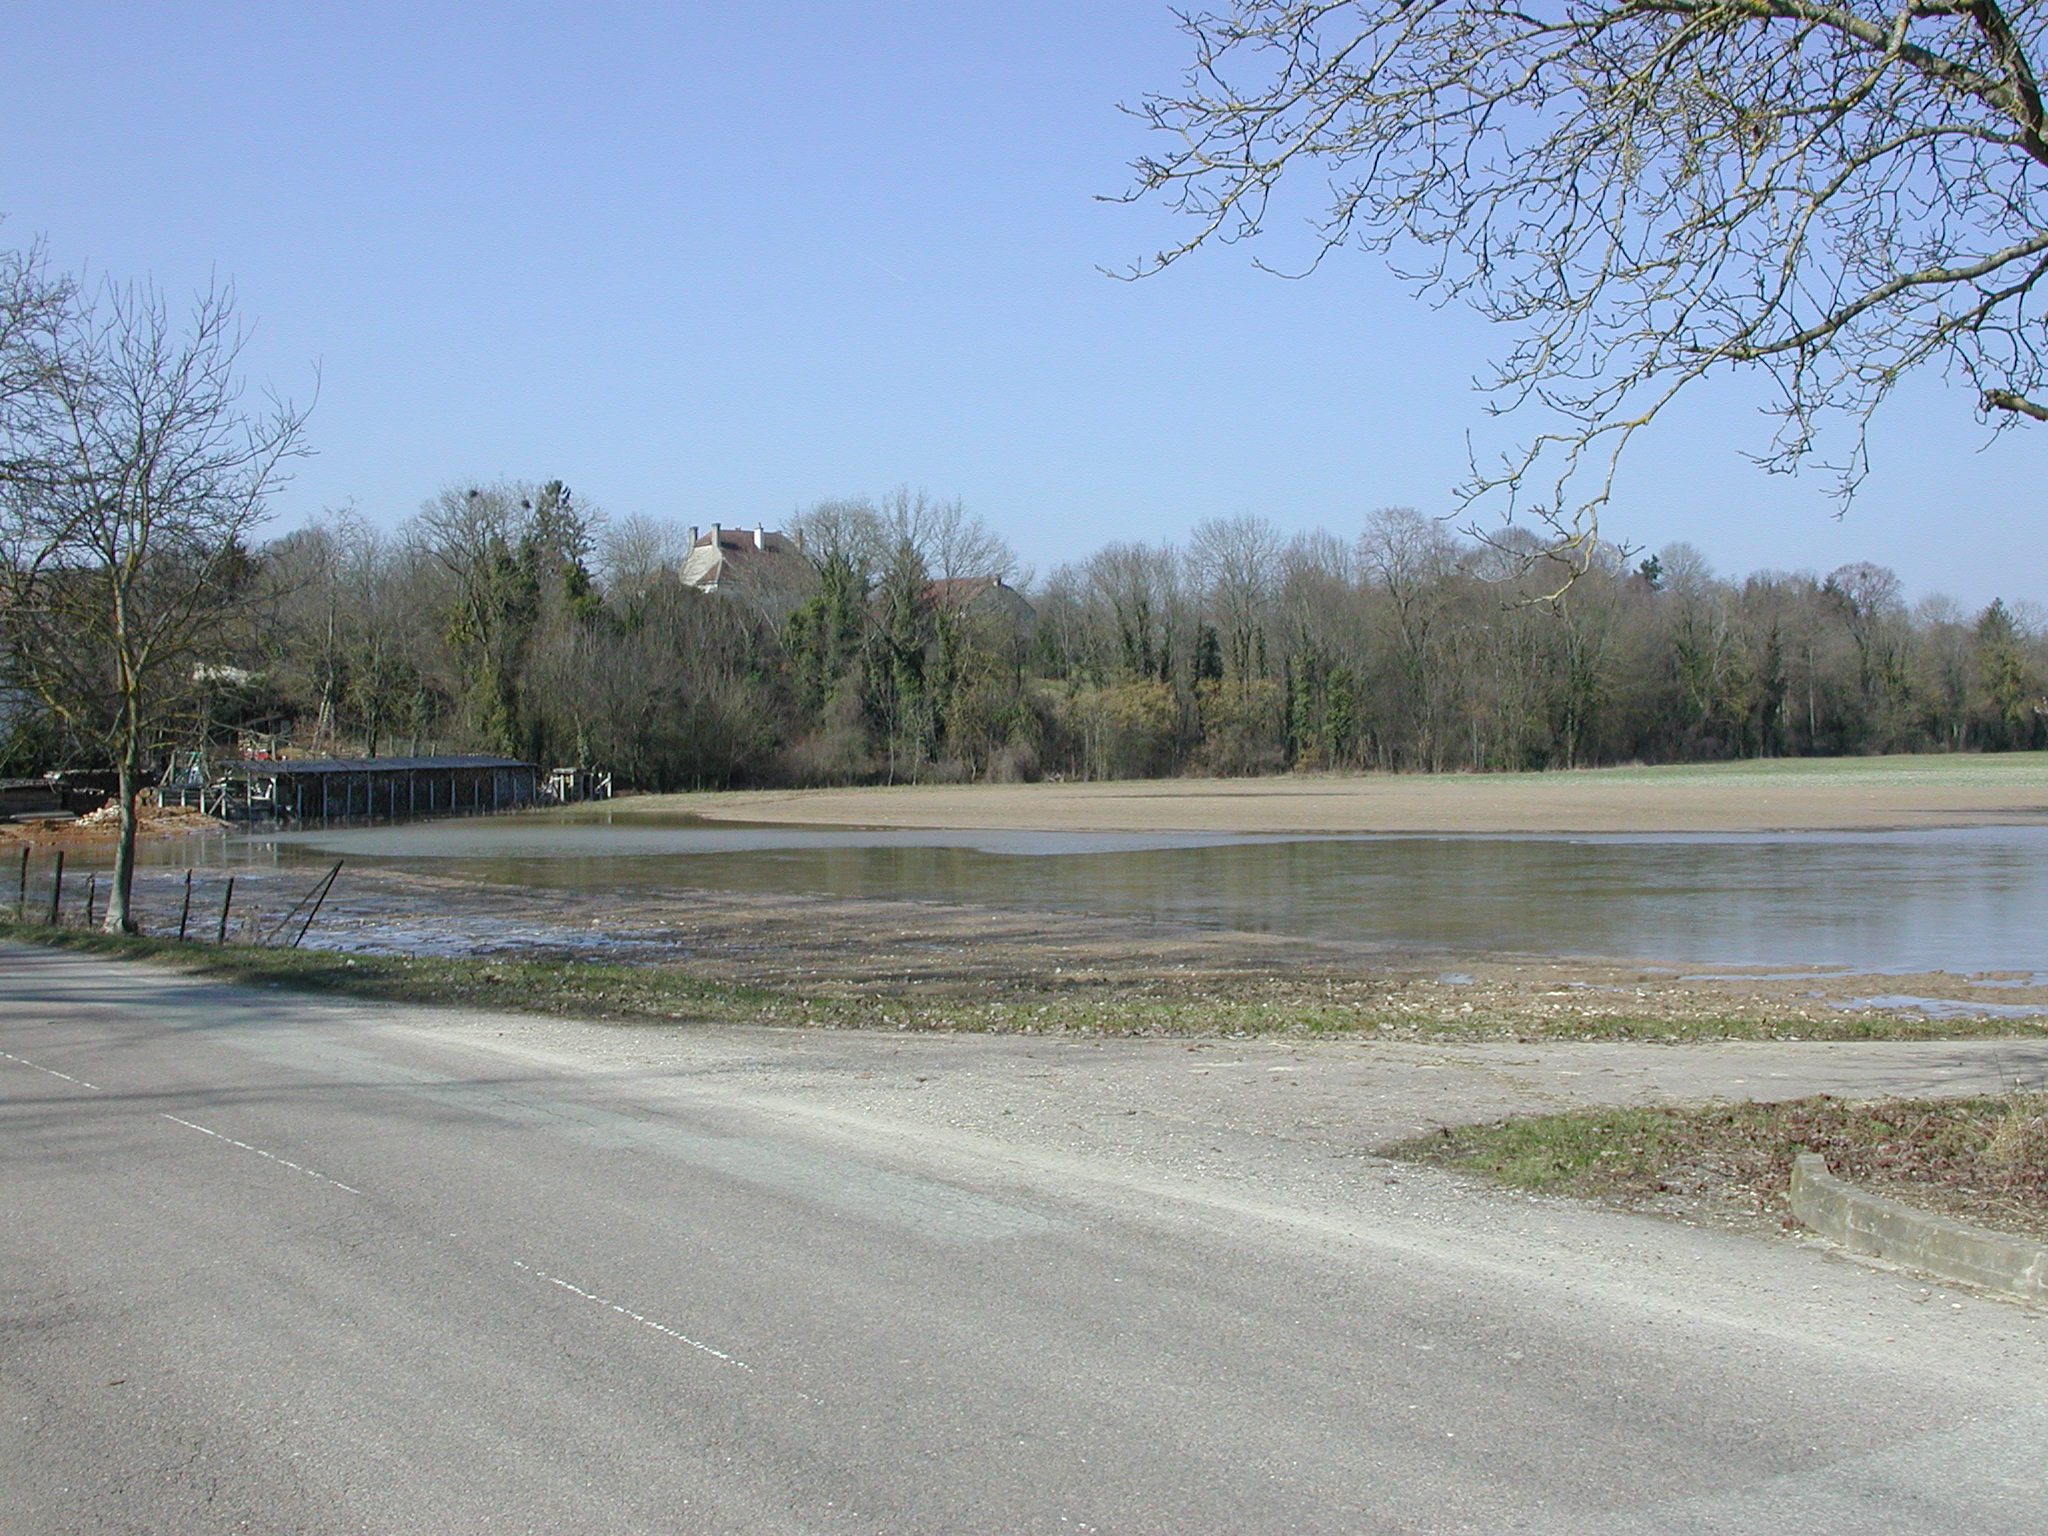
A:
754,524,766,550
689,524,699,546
710,522,721,550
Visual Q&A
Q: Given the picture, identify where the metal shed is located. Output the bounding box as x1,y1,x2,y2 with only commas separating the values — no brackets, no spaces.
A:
208,755,539,824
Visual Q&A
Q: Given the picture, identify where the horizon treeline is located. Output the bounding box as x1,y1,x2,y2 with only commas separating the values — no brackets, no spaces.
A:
6,484,2044,790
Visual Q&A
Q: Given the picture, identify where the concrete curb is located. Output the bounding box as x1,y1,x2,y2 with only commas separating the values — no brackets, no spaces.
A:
1790,1152,2048,1305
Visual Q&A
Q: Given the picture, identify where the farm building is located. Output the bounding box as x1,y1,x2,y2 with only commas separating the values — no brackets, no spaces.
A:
169,755,540,824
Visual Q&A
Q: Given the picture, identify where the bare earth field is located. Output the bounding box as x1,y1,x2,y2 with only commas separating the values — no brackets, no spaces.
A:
658,753,2048,835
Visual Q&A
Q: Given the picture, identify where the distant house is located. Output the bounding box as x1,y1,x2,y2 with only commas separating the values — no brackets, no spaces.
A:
922,575,1036,640
677,523,818,618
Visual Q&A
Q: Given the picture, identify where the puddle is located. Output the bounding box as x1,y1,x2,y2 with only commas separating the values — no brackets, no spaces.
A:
1834,994,2048,1019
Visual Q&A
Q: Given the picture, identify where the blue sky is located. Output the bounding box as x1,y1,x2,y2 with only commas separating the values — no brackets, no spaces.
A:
5,1,2041,604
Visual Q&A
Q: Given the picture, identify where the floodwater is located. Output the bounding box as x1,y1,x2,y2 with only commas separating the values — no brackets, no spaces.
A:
120,809,2048,975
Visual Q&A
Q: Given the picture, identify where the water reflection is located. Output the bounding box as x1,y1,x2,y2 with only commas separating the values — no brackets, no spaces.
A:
196,813,2048,974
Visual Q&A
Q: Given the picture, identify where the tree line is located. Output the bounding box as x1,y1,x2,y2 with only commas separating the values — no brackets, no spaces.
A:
16,482,2038,796
1032,511,2047,779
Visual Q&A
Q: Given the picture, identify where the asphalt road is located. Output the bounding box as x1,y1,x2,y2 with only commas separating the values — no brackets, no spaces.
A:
5,942,2047,1535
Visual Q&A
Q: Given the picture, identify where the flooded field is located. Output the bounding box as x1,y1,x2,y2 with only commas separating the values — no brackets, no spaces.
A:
79,809,2048,977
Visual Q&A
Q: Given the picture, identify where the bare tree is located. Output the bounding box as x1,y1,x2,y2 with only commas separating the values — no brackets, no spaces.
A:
1128,3,2048,562
0,246,70,470
1190,513,1283,679
410,482,540,753
791,489,1018,585
1360,506,1461,762
599,512,687,601
0,250,75,769
1,278,308,932
788,497,891,579
1078,538,1189,682
880,486,1018,582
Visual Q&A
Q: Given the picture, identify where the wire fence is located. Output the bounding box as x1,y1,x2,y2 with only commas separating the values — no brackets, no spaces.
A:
6,846,343,948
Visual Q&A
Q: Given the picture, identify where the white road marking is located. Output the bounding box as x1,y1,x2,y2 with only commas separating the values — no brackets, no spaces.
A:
159,1114,362,1194
512,1259,752,1371
0,1048,102,1090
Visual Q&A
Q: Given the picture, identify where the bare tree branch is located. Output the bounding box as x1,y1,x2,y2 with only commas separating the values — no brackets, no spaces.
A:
1124,1,2048,551
1983,384,2048,416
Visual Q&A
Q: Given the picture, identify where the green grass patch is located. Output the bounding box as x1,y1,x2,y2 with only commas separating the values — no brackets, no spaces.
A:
1512,750,2048,790
1382,1094,2048,1242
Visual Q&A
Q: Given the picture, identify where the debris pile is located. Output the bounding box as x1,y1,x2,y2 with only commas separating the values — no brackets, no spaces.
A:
0,800,227,846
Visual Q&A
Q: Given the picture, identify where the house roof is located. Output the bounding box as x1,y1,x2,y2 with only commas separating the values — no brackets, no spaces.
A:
678,526,809,591
921,575,1036,619
923,576,1002,606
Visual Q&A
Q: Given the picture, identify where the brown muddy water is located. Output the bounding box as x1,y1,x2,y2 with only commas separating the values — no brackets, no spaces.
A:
49,808,2048,979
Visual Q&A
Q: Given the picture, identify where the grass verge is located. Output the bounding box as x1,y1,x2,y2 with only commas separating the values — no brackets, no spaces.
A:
0,921,804,1025
4,920,2047,1042
1381,1094,2048,1243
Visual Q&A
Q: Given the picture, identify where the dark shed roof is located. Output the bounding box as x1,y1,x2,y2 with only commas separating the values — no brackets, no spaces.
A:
234,755,534,777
